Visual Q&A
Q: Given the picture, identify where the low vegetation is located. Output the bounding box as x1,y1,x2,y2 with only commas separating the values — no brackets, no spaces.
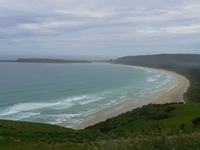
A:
0,120,97,150
86,103,200,137
1,103,200,149
183,69,200,103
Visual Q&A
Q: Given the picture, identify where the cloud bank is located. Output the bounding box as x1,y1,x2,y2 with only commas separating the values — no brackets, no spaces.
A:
0,0,200,59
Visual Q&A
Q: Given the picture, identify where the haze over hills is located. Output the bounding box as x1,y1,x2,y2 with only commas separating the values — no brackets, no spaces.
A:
115,54,200,103
115,54,200,70
115,53,200,75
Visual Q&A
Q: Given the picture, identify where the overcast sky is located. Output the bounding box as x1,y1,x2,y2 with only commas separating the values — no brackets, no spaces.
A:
0,0,200,59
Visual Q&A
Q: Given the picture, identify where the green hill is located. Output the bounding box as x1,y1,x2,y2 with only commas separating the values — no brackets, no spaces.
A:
115,54,200,70
86,103,200,135
1,103,200,149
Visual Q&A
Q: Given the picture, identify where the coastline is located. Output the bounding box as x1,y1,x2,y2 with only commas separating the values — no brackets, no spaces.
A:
74,65,190,129
151,69,189,104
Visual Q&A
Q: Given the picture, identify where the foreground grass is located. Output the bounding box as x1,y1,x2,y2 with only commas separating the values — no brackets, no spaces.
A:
1,130,200,150
0,120,97,149
89,132,200,150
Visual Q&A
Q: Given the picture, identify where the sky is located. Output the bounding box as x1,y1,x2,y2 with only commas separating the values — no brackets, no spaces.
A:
0,0,200,60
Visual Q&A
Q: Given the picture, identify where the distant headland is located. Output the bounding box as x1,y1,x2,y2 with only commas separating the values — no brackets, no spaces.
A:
0,58,91,63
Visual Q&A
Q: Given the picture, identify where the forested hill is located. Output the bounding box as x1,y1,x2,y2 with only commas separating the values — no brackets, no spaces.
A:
115,54,200,71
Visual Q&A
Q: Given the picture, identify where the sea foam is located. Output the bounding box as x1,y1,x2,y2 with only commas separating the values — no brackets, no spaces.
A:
0,63,177,128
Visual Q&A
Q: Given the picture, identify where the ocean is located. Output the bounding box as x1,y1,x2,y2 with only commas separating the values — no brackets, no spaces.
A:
0,62,177,128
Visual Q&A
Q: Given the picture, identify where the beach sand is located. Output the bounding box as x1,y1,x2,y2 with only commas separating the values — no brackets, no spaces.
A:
151,70,189,104
74,66,190,129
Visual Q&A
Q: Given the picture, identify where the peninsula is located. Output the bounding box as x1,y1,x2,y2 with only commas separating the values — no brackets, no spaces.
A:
0,58,91,63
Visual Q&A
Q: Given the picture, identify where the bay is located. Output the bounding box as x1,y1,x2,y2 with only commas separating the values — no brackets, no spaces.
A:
0,62,177,128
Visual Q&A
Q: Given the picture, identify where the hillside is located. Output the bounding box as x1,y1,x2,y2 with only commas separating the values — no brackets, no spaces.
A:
115,54,200,70
1,103,200,149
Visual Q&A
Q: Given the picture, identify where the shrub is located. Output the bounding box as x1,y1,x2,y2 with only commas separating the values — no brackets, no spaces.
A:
192,117,200,127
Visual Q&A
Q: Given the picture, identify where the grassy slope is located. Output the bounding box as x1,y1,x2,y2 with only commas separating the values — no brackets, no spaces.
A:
0,120,97,150
1,103,200,149
86,103,200,135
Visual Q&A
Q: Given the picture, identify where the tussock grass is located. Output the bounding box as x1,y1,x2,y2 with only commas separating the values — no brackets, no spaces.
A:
84,131,200,150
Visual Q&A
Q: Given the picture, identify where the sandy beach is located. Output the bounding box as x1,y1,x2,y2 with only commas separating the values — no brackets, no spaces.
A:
151,69,189,104
75,66,190,129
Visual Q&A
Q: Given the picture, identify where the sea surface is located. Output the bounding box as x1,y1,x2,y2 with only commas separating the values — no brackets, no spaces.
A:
0,62,177,128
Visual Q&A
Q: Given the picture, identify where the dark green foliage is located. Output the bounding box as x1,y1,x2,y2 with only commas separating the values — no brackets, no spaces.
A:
138,104,175,120
1,103,200,149
180,124,186,130
192,117,200,127
184,69,200,102
87,103,200,137
0,120,96,144
86,104,175,133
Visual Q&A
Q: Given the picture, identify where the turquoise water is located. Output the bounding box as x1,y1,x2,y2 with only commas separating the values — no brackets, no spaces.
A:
0,62,176,128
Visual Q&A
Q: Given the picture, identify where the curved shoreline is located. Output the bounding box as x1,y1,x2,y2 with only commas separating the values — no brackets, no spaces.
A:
75,64,190,129
151,69,189,104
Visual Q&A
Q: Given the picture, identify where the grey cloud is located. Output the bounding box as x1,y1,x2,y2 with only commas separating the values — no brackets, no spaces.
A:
0,0,200,58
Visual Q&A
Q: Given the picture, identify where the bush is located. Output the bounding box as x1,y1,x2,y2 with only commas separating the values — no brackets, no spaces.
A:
192,117,200,127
